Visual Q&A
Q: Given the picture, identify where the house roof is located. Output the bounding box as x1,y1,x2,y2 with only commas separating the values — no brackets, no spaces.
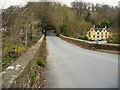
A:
94,28,109,32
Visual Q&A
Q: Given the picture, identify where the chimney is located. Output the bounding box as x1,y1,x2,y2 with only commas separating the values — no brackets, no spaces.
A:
93,25,95,29
105,26,107,29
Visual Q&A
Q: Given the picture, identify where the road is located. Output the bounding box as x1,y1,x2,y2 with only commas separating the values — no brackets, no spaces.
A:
44,31,118,88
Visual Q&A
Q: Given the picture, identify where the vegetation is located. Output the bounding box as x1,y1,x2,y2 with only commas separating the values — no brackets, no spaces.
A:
31,75,36,84
23,2,119,44
37,58,46,66
58,23,67,36
77,35,89,40
32,38,46,88
2,3,43,70
110,36,120,44
70,1,119,43
96,20,113,28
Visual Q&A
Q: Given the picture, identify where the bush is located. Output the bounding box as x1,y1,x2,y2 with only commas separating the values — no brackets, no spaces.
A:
56,32,60,36
88,39,93,41
3,31,10,36
78,35,89,40
58,23,67,35
54,30,56,33
37,58,45,66
28,33,32,40
66,35,69,37
47,25,56,30
110,37,120,44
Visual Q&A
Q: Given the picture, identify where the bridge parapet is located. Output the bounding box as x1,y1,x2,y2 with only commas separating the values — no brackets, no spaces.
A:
1,35,45,88
60,35,119,52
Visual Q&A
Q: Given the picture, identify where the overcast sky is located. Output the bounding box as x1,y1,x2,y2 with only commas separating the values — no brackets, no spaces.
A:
0,0,120,9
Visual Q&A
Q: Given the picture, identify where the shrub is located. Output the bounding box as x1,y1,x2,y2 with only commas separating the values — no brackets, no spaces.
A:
31,75,36,84
58,23,67,35
88,39,93,41
3,31,10,36
110,37,120,44
37,58,45,66
66,35,69,37
28,33,32,40
54,30,56,33
78,35,89,40
56,32,60,36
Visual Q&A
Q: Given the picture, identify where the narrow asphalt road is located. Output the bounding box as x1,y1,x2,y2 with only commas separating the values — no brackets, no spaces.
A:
44,31,118,88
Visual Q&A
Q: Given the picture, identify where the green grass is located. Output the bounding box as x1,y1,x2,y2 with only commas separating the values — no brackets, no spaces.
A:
3,44,26,53
37,58,46,66
31,75,36,84
2,42,30,70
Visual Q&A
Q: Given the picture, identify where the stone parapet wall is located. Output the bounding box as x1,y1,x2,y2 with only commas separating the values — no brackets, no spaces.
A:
60,35,119,51
1,35,45,88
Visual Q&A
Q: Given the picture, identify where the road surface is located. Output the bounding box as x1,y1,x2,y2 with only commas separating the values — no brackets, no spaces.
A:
44,31,118,88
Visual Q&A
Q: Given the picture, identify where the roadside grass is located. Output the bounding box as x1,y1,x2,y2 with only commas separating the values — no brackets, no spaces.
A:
3,44,28,53
31,75,36,84
37,58,46,66
2,42,30,71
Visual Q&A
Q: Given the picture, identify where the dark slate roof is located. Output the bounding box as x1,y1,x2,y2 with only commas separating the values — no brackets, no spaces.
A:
94,28,109,32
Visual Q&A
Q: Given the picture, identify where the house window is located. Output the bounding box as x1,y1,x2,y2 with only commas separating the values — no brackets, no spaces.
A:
101,34,103,37
97,32,99,34
101,32,103,34
97,36,99,38
89,35,90,37
89,32,90,37
93,35,95,38
101,36,103,39
106,32,107,37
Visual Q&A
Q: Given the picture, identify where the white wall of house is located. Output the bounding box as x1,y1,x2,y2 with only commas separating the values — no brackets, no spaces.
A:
95,32,97,40
107,32,109,38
